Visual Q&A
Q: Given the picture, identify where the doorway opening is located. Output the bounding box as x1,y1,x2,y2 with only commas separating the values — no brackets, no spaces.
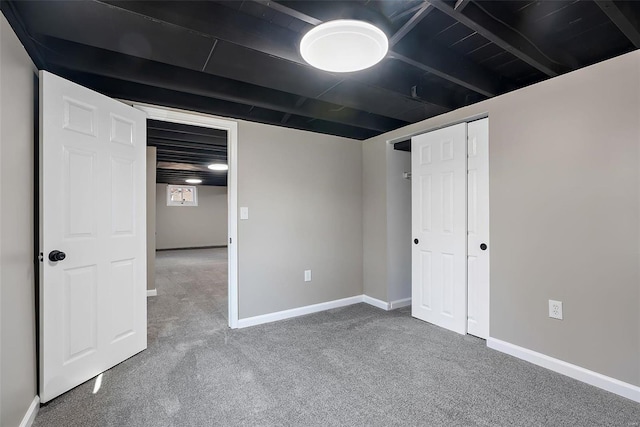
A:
147,119,229,329
135,104,239,329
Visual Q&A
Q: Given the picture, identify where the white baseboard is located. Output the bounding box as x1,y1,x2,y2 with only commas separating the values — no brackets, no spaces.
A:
146,289,157,297
363,295,389,310
19,396,39,427
237,295,364,328
237,294,412,329
487,338,640,403
389,298,411,310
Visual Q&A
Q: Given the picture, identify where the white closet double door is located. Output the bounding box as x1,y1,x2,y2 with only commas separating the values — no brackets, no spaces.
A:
411,119,489,339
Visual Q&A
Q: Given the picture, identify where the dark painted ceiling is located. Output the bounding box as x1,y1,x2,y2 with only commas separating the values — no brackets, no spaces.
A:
3,0,640,143
148,120,228,187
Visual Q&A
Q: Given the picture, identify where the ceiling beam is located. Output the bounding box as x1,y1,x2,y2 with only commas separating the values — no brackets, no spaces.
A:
389,3,434,46
391,4,426,22
40,38,403,133
454,0,471,12
97,0,453,113
51,68,378,140
147,131,227,147
254,0,505,97
594,0,640,48
427,0,563,77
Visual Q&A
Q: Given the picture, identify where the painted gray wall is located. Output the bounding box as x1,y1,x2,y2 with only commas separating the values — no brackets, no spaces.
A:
155,184,228,250
237,120,363,319
0,15,37,427
385,146,411,303
362,137,387,302
146,147,156,290
363,50,640,386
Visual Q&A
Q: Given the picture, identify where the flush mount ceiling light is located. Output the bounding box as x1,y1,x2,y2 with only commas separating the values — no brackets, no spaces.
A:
185,179,202,184
300,20,388,73
208,163,229,171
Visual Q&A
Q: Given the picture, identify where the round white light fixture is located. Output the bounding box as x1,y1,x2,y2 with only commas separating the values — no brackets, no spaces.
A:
208,163,229,171
300,19,388,73
185,179,202,184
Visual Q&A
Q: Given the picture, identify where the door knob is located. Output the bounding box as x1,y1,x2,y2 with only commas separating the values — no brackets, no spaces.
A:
480,243,487,251
414,239,419,244
48,250,66,262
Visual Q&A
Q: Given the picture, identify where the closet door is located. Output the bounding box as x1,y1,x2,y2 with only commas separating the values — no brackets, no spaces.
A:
467,118,489,339
411,123,467,335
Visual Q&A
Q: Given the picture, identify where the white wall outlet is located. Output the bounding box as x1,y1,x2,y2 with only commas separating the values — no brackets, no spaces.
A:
549,300,563,320
304,270,312,282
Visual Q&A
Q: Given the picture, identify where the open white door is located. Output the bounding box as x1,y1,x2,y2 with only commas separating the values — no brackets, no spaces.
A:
411,123,467,335
466,118,489,339
39,71,147,403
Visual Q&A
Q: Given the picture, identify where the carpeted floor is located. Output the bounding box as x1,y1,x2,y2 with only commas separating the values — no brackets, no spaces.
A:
34,248,640,426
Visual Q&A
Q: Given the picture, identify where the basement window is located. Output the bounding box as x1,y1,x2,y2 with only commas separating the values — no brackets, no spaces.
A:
167,185,198,207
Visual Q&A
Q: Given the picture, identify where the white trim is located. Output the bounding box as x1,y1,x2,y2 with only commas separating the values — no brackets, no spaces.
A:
146,289,157,297
19,396,39,427
389,297,411,310
237,296,364,328
363,295,389,310
132,104,239,329
487,338,640,403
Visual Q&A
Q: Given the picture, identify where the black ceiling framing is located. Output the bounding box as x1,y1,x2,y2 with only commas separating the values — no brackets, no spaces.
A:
149,120,229,187
3,0,640,145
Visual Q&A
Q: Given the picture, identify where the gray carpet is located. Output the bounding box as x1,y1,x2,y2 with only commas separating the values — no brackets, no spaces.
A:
34,248,640,426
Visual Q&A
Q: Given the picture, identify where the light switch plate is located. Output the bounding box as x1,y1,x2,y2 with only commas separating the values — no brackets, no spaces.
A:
304,270,312,282
240,207,249,220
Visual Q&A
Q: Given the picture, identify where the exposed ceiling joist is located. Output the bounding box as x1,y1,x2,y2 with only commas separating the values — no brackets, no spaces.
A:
454,0,471,12
99,0,453,113
426,0,564,77
594,0,640,48
389,3,434,46
255,0,506,97
41,38,403,133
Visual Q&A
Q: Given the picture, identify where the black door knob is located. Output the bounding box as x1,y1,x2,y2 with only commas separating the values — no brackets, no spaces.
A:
480,243,487,251
48,250,66,262
414,239,419,244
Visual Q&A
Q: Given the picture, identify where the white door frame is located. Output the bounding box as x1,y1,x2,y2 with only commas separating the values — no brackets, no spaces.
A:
130,103,239,329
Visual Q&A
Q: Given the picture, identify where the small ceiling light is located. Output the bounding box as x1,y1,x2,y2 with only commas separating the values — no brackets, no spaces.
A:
185,179,202,184
208,163,229,171
300,19,388,73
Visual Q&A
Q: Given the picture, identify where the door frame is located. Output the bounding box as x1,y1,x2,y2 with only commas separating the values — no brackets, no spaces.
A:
130,103,239,329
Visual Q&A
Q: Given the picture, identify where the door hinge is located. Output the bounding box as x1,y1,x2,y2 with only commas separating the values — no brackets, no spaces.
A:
229,237,232,244
38,252,43,262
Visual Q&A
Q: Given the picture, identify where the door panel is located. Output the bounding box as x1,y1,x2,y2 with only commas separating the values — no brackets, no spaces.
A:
40,71,147,403
411,123,467,335
467,118,490,339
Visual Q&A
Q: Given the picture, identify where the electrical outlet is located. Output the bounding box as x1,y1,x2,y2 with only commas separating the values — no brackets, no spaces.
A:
549,300,563,320
304,270,312,282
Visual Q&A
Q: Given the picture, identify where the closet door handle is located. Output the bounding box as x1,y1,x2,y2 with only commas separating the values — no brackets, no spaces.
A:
480,243,487,251
414,239,419,244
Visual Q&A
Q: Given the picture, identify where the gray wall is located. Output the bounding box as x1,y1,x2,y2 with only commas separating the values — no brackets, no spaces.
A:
362,136,387,302
156,184,228,250
237,120,363,319
146,147,156,290
385,147,411,303
363,50,640,386
0,15,37,427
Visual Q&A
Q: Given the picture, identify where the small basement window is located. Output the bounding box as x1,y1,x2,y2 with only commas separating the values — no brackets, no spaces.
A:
167,185,198,207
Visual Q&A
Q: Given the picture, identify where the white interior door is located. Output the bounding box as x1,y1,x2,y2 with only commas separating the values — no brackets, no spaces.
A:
411,123,467,335
466,118,490,339
39,71,147,403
